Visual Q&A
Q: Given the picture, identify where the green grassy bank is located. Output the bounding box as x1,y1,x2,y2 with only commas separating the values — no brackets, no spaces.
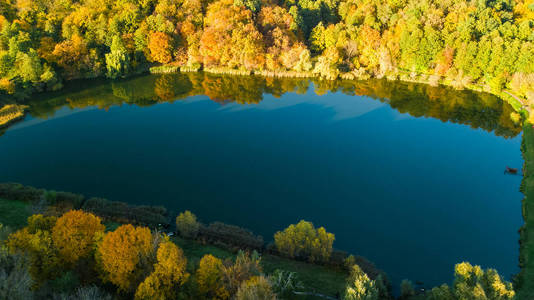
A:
172,236,346,299
518,124,534,298
0,198,31,229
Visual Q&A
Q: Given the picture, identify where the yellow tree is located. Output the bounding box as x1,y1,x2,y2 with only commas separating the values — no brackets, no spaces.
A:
6,214,60,283
196,254,229,299
97,224,153,291
52,210,105,265
135,241,189,300
176,210,199,239
274,220,334,263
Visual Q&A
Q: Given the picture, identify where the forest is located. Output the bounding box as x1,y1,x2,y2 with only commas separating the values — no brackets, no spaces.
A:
0,0,532,107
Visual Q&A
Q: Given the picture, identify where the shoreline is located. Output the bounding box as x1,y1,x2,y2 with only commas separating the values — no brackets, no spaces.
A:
149,65,529,117
518,124,534,298
0,104,28,129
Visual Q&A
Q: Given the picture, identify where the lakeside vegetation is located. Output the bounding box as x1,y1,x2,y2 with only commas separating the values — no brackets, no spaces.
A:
0,0,532,110
7,72,522,139
0,182,518,299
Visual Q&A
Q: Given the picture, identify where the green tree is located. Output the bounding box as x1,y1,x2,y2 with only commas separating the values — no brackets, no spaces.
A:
105,36,131,79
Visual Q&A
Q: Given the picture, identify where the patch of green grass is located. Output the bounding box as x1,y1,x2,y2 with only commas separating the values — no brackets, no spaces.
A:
518,124,534,298
171,236,347,298
262,254,347,298
103,221,121,232
0,198,31,229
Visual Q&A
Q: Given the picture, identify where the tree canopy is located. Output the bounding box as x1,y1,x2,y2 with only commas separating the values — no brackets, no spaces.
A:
0,0,532,105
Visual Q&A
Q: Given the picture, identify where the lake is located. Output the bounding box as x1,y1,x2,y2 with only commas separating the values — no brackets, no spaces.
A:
0,72,524,289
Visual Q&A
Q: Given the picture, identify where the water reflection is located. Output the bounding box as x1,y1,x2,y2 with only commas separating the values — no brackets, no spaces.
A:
24,72,521,138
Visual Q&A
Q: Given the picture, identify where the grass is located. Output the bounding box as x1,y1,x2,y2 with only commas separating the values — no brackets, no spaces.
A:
518,124,534,298
171,236,347,299
0,198,31,229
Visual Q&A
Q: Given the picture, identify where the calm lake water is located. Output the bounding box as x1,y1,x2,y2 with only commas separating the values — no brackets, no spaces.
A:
0,73,524,289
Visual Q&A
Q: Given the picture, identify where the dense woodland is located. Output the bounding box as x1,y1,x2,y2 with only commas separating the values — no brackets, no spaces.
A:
0,0,533,104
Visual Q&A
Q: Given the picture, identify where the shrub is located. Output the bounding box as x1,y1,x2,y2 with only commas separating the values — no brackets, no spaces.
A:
343,265,379,300
48,271,80,294
199,222,264,250
6,215,61,284
0,247,33,300
0,183,44,203
82,198,168,227
235,276,276,300
269,270,303,298
400,279,415,299
223,251,262,294
54,191,84,209
176,211,200,239
274,220,334,263
54,286,113,300
453,262,515,299
510,112,521,124
196,254,229,299
135,241,189,300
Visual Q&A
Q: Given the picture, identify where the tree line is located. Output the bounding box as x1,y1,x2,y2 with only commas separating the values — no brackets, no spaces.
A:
1,208,517,299
0,182,520,299
0,0,532,106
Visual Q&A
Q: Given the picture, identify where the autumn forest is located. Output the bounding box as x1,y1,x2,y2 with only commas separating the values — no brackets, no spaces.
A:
0,0,533,106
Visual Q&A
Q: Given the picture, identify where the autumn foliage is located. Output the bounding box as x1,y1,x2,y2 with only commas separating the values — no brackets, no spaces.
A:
196,254,229,299
274,220,335,263
135,241,189,299
97,224,153,291
149,32,173,64
52,210,105,264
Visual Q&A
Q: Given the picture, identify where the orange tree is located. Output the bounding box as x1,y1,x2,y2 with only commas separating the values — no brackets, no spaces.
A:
148,31,173,64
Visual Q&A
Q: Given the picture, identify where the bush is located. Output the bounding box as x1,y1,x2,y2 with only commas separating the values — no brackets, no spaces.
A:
224,250,262,294
55,286,112,300
274,220,335,263
199,222,264,250
343,265,379,300
269,270,303,298
0,247,33,300
176,211,199,239
82,198,168,227
54,191,84,209
235,276,276,300
400,279,415,299
0,183,44,203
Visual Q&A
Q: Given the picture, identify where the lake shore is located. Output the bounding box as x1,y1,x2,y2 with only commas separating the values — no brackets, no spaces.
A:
518,124,534,298
148,65,529,118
